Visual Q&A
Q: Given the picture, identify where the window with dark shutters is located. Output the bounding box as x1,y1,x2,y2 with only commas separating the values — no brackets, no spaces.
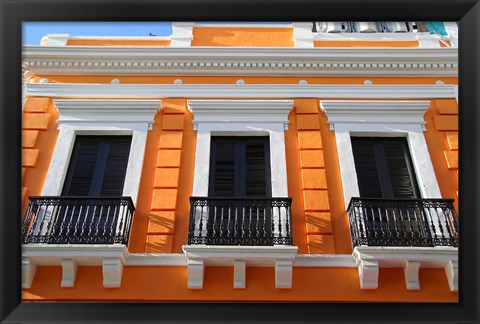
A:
62,136,132,197
351,137,420,199
208,136,272,198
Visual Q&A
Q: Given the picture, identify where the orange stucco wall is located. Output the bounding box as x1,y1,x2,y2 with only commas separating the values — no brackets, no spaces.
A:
191,27,294,47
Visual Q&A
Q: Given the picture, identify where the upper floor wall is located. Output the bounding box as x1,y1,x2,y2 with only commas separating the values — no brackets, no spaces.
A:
36,21,458,49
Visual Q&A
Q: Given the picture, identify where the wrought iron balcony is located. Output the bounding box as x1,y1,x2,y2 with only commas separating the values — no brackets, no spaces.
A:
22,196,135,245
188,197,293,246
347,198,458,247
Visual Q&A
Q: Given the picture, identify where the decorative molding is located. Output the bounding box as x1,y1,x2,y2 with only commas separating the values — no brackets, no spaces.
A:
60,259,78,288
22,46,458,76
69,35,171,41
53,99,161,125
182,245,298,289
320,99,442,208
25,83,458,100
314,32,427,42
320,100,430,127
187,100,293,198
353,246,458,291
193,23,293,28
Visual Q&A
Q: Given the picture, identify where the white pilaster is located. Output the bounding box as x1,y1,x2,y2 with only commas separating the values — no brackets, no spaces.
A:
102,258,123,288
187,258,204,289
443,22,459,47
60,259,78,288
42,34,69,46
171,22,194,47
403,260,421,290
275,259,294,289
233,259,246,289
293,22,314,48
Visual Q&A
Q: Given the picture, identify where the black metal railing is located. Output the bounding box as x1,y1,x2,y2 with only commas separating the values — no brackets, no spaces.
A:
347,198,458,247
188,197,293,246
22,196,135,245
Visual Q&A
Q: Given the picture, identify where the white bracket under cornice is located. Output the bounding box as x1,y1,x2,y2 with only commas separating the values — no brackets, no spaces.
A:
353,246,458,291
170,22,194,47
22,245,129,288
182,245,298,289
22,46,458,77
293,22,314,48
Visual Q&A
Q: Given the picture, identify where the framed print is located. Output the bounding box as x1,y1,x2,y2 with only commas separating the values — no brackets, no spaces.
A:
1,0,479,323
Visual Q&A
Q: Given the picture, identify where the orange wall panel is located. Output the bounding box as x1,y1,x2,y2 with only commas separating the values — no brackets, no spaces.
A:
145,234,173,253
444,151,458,170
22,114,50,130
159,131,183,149
156,150,182,167
22,149,40,167
147,211,176,234
154,168,180,188
307,234,335,254
433,115,458,131
303,190,330,211
445,132,458,150
299,150,325,168
67,39,171,46
305,212,332,234
23,98,49,113
301,169,327,189
192,27,294,47
435,99,458,115
296,114,321,130
151,189,178,210
22,130,39,148
162,115,185,130
298,131,323,149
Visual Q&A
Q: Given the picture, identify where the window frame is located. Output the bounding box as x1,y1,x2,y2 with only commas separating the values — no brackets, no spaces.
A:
320,100,442,209
41,99,161,206
188,100,294,198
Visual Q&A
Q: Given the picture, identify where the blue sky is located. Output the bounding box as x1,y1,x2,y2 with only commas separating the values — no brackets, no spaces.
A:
22,22,173,45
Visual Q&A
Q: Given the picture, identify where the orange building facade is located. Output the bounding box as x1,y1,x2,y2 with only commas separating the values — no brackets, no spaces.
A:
21,22,459,302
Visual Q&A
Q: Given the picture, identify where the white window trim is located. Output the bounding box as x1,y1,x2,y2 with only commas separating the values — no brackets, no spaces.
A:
42,99,161,205
320,100,442,209
187,99,294,197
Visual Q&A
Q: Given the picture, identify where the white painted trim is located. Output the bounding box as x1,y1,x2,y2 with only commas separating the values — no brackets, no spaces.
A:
188,100,293,198
193,23,293,28
25,83,458,100
41,100,160,206
170,22,194,47
22,46,458,76
42,34,69,46
293,254,356,267
68,35,171,41
314,32,429,42
60,259,78,287
293,23,314,48
125,253,187,266
320,100,442,209
233,260,246,289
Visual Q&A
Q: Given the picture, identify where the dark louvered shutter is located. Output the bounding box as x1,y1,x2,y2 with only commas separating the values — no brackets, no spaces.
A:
62,136,132,196
351,137,420,199
209,137,271,197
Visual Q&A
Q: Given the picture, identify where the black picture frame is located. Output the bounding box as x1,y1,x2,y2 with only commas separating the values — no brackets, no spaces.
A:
1,0,479,323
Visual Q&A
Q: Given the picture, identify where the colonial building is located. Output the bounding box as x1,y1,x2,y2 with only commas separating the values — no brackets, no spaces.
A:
21,21,458,301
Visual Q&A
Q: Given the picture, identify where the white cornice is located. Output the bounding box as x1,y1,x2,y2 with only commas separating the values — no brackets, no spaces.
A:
320,100,430,129
53,99,161,125
26,83,457,99
22,46,458,76
314,32,432,42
